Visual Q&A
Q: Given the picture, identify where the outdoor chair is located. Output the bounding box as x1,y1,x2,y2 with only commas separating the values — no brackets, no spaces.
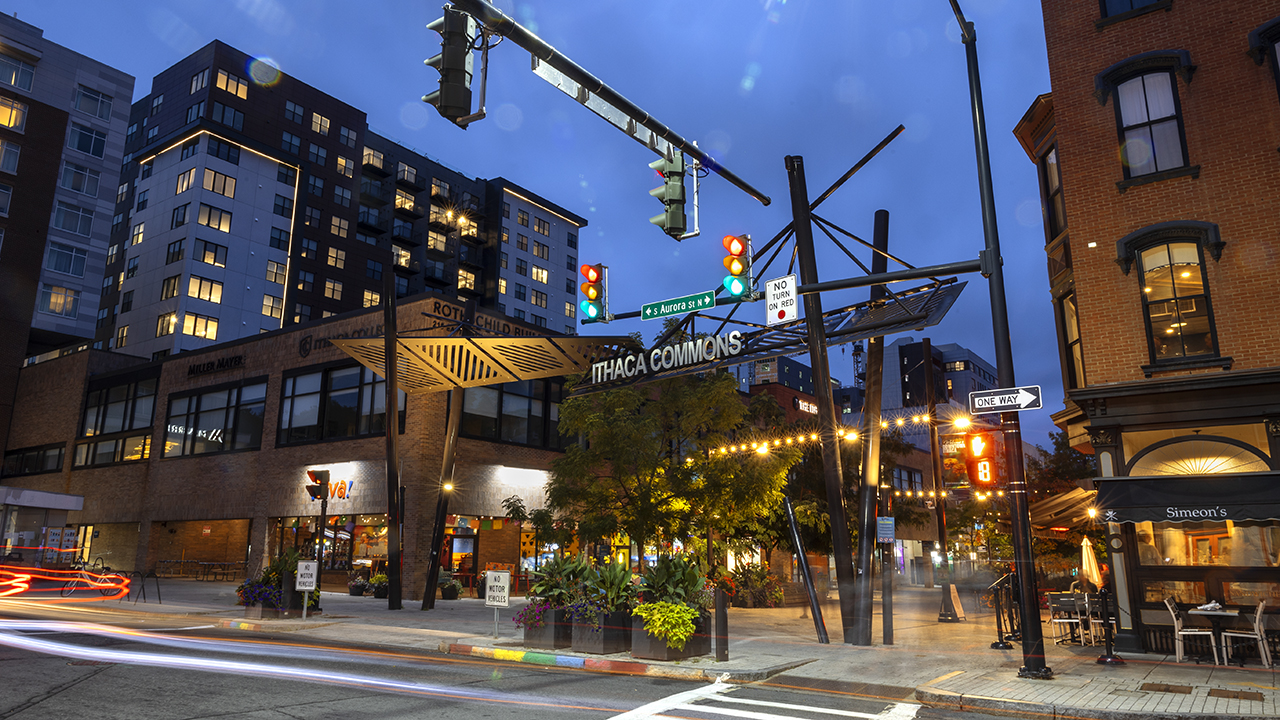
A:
1086,593,1117,638
1048,593,1082,644
1222,599,1271,668
1164,596,1219,665
1073,594,1096,646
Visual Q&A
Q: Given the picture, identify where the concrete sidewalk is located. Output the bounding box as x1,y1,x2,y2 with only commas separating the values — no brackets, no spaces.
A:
33,578,1280,719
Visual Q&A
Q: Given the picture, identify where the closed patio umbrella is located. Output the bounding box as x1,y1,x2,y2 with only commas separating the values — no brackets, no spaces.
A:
1081,537,1103,589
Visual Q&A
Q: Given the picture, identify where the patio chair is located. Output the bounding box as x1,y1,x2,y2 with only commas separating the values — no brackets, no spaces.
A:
1049,593,1082,644
1164,596,1218,665
1222,599,1271,668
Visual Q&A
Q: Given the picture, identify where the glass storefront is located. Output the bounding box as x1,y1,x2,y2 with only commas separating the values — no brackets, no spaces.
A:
272,514,387,573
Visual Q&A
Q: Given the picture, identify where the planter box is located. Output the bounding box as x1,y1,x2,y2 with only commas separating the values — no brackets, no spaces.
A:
571,610,632,655
244,605,300,620
441,585,460,600
523,608,572,650
631,611,711,661
348,586,365,596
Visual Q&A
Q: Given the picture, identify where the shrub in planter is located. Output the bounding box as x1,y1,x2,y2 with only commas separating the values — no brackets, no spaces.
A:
729,562,784,608
368,573,389,599
570,560,637,654
631,602,708,661
236,549,319,617
347,573,368,596
439,579,462,600
515,598,571,649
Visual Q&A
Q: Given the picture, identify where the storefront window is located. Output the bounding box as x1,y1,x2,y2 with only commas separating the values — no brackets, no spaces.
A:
164,379,267,456
460,380,564,449
1135,520,1280,567
1222,581,1280,606
278,364,405,445
1142,579,1206,604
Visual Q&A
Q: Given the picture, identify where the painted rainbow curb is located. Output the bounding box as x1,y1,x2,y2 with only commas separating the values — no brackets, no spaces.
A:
442,642,712,679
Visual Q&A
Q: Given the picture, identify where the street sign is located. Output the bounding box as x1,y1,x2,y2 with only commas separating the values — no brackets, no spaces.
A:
968,385,1043,415
485,570,511,608
295,561,318,591
876,517,895,543
765,274,798,326
640,290,715,321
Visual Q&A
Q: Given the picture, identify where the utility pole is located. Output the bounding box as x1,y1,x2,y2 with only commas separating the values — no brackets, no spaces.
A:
924,338,959,621
948,0,1050,678
383,254,402,610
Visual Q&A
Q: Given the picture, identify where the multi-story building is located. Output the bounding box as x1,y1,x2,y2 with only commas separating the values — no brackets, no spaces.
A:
1015,1,1280,655
0,14,133,451
97,41,584,360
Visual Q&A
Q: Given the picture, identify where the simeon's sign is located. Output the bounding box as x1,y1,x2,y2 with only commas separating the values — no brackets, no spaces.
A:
590,331,744,384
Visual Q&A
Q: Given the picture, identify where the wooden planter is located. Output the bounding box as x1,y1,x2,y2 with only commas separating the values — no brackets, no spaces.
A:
441,584,460,600
631,611,711,661
523,608,572,650
571,609,632,655
244,605,299,620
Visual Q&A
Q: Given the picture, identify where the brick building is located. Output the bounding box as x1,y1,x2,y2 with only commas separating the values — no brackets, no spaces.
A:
1015,2,1280,653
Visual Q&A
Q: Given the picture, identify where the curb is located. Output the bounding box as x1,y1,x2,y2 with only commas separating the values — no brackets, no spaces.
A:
440,642,814,682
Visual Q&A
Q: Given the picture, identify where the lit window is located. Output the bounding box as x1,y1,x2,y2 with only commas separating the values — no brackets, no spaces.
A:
202,168,236,198
363,289,381,308
327,247,346,268
115,325,128,348
164,381,266,456
517,209,528,227
498,278,507,294
156,311,177,337
39,284,80,318
564,301,575,318
323,278,343,300
397,162,417,184
215,69,249,99
266,260,287,284
0,96,28,131
1139,241,1215,363
187,275,223,304
182,312,219,340
533,241,549,260
311,112,330,135
194,239,228,267
531,265,548,284
458,269,476,291
337,155,354,178
262,294,283,319
531,289,547,308
0,53,35,91
130,222,145,246
534,217,550,235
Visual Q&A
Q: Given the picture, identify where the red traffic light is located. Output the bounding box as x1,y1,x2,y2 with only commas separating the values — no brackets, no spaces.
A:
722,234,747,257
580,264,601,283
305,469,330,499
964,431,998,485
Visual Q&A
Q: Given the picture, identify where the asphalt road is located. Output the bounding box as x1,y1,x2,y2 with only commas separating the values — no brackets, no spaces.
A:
0,613,1007,720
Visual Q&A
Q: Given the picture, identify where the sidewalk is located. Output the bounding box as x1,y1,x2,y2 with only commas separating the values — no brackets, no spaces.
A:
34,579,1280,719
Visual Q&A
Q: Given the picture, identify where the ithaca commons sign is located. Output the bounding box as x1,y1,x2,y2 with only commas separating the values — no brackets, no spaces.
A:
589,330,745,385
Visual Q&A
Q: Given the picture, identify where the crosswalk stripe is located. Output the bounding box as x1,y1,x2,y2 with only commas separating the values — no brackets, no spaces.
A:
675,701,822,720
714,695,913,718
605,681,732,719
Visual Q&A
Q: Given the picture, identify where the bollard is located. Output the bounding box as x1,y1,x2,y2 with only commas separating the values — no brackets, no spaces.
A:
715,588,728,661
1096,587,1124,665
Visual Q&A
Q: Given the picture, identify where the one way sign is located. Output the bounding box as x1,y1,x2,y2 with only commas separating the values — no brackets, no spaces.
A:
968,385,1042,415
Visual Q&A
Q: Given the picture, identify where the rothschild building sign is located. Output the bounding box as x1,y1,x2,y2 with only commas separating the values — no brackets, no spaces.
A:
589,330,745,385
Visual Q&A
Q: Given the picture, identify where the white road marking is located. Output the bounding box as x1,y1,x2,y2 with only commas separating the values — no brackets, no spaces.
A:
714,694,919,718
606,681,733,719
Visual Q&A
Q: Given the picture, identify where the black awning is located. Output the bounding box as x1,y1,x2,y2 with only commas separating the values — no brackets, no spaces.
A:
1030,487,1097,530
1095,472,1280,524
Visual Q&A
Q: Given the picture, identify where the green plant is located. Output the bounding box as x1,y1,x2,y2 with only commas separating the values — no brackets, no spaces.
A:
530,554,588,608
632,601,699,650
368,573,389,588
439,578,463,592
347,572,367,590
729,562,784,608
639,554,704,605
585,559,636,611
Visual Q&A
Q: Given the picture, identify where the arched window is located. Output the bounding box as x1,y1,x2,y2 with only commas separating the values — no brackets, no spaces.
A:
1094,50,1197,188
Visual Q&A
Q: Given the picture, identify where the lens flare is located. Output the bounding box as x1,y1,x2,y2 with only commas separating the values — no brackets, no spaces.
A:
247,56,282,86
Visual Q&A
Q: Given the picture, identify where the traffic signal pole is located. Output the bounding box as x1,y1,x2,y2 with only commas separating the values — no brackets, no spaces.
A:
923,338,959,622
949,0,1050,678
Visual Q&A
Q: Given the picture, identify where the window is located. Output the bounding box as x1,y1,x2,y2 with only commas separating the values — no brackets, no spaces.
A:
517,234,528,252
166,240,184,265
54,201,94,236
182,312,218,340
211,101,243,130
565,278,574,294
339,126,358,148
393,244,410,267
281,100,305,124
0,182,7,215
311,113,330,135
278,163,297,186
567,232,577,249
530,241,547,260
203,169,236,198
136,189,150,211
188,275,223,304
301,238,317,259
294,303,311,323
531,314,546,328
164,380,266,457
566,255,576,272
156,311,177,337
69,123,106,157
61,162,101,197
308,144,327,166
517,209,528,227
501,228,509,244
497,278,507,295
262,294,283,319
125,257,138,279
151,94,164,115
277,365,406,444
171,203,189,229
324,278,343,300
431,177,450,199
115,182,129,204
336,155,354,178
273,194,293,218
394,188,414,212
327,247,346,268
500,251,508,269
396,275,409,297
106,243,118,266
304,206,321,227
333,186,351,207
38,284,80,318
194,238,228,267
120,287,134,311
531,289,547,308
130,222,145,246
514,309,525,320
460,380,565,448
270,227,290,250
181,137,201,159
0,53,34,90
531,265,548,284
161,274,180,299
364,147,385,170
216,69,249,99
393,218,413,239
186,100,205,124
198,204,231,232
564,301,575,318
515,258,527,276
174,167,196,195
1060,293,1085,389
306,175,324,196
458,269,476,291
146,126,159,142
357,232,377,246
79,376,156,442
74,86,113,120
190,68,209,94
208,137,240,164
1102,0,1163,18
1,444,66,477
363,289,380,308
502,202,510,219
0,139,17,173
297,270,314,292
534,217,550,236
282,131,301,155
1140,242,1215,363
1116,71,1186,178
45,241,88,277
0,96,28,132
514,283,527,302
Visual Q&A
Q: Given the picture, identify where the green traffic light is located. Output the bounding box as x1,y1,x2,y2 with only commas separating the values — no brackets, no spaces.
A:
723,275,746,296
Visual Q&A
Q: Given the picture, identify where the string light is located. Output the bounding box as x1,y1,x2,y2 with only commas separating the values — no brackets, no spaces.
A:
713,427,860,455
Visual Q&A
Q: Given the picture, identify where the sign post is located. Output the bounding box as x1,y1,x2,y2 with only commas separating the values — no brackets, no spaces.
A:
485,570,511,637
640,290,715,321
296,561,318,621
765,274,798,326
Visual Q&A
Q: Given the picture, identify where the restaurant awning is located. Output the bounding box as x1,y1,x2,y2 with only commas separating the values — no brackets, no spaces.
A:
1029,487,1097,532
1095,472,1280,524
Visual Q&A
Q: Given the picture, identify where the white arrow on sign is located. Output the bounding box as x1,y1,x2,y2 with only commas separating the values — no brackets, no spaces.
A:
976,388,1038,409
969,385,1042,415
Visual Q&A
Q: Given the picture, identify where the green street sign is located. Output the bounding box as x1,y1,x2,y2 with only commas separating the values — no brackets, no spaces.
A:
641,290,715,321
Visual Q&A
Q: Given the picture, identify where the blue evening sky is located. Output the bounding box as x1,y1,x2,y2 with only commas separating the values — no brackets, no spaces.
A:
20,0,1061,444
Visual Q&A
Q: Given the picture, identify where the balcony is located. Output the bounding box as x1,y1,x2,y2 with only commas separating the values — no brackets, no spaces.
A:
362,149,390,177
393,195,425,219
391,224,423,246
459,246,484,268
360,179,389,205
422,265,452,286
357,208,387,234
395,165,426,191
424,234,453,260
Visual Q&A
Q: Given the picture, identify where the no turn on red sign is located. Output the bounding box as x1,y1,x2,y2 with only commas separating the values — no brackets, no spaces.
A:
766,274,798,326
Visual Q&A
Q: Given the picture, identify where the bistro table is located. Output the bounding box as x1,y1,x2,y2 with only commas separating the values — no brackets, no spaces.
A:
1188,607,1241,665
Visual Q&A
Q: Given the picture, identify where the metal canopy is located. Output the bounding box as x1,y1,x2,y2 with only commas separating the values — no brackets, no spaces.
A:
329,335,641,393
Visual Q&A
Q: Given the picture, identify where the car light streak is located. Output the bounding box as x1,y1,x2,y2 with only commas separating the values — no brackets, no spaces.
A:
0,621,613,713
0,564,130,602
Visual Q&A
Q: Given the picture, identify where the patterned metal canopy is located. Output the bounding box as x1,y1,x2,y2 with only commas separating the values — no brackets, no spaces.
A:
328,334,641,393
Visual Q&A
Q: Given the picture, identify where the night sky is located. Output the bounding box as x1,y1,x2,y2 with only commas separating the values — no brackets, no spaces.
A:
23,0,1060,444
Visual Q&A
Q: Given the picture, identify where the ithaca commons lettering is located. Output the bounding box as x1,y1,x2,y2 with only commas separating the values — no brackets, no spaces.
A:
590,330,745,384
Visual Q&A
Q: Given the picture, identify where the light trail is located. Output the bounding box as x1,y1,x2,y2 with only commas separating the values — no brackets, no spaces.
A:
0,564,130,603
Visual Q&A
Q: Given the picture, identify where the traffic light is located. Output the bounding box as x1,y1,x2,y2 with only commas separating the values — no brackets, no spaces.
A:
721,234,753,299
579,263,607,324
964,431,998,485
305,470,330,500
648,150,686,238
423,7,477,125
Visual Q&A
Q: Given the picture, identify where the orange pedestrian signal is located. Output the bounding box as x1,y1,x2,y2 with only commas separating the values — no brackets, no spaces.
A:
964,431,998,485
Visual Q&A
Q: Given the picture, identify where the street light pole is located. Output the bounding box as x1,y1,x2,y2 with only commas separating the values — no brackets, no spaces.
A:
923,338,959,622
948,0,1050,678
383,249,403,610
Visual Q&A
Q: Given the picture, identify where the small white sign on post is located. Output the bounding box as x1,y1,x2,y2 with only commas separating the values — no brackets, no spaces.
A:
486,570,511,638
766,274,798,326
296,560,318,621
